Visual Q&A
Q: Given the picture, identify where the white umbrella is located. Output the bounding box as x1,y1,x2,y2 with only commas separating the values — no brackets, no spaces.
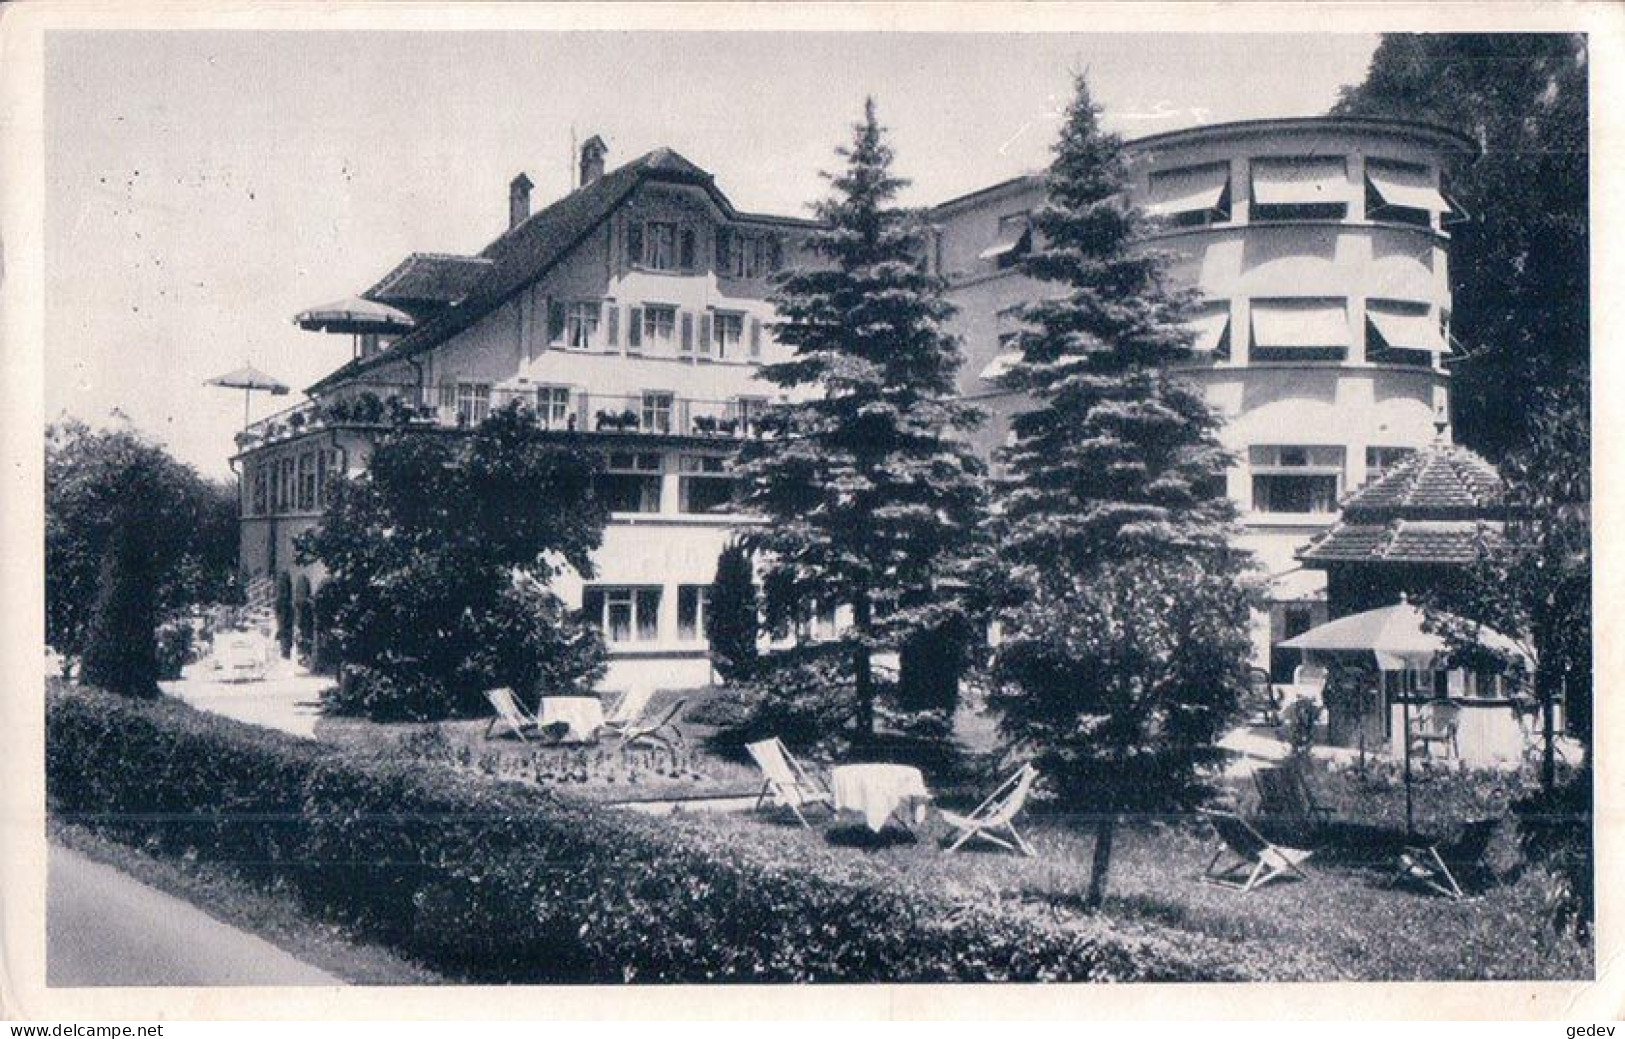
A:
1279,597,1530,836
294,296,416,335
207,364,291,430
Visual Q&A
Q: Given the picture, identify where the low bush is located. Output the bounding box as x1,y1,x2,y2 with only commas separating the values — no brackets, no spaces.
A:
47,683,1249,983
155,620,196,681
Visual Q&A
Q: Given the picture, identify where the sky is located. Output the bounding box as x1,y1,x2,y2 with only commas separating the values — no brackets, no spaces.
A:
44,30,1381,477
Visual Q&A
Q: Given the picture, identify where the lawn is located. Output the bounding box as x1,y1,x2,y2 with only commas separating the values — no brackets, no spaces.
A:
308,686,1591,982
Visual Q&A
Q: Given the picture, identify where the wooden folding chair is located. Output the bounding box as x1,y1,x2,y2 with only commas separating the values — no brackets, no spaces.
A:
618,697,688,750
941,764,1039,856
1199,808,1313,893
597,688,653,739
1390,817,1498,901
745,737,833,827
483,687,538,742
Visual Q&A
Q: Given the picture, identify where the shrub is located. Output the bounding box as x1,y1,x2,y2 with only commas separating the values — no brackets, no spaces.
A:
46,684,1250,983
155,620,196,681
294,575,315,660
706,542,759,683
274,572,294,659
735,643,866,755
1281,697,1322,760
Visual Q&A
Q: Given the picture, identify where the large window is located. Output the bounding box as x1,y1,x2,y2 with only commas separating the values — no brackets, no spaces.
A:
1183,302,1232,360
1365,160,1442,228
979,212,1032,269
456,382,491,426
1147,163,1232,227
639,392,674,435
718,229,782,278
1250,156,1348,222
1364,445,1416,485
1366,299,1445,367
597,452,662,513
537,386,574,429
1250,445,1345,515
252,463,268,515
678,584,711,642
278,456,297,512
1250,298,1349,363
679,454,736,513
634,304,676,353
582,586,662,643
296,452,317,511
565,302,601,350
635,221,678,271
713,312,744,358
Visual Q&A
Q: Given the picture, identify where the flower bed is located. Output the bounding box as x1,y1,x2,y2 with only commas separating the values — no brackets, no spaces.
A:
46,684,1252,983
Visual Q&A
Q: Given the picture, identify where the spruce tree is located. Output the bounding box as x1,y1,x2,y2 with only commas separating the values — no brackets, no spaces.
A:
706,541,760,684
989,74,1258,908
79,453,170,698
740,97,988,740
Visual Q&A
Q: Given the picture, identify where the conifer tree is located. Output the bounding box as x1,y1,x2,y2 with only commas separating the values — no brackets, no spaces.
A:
706,540,760,684
990,75,1258,908
740,97,988,740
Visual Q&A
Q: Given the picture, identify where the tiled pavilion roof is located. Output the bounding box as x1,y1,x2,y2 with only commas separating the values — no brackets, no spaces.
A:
1299,443,1506,566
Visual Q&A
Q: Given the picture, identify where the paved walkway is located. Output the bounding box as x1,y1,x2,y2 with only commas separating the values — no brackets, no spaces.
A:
161,641,332,739
48,843,341,987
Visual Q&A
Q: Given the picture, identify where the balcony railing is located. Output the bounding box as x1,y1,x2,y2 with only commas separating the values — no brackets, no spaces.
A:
234,382,769,451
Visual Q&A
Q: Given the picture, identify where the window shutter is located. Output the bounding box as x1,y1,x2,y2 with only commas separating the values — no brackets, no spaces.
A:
698,313,712,356
680,311,694,354
607,304,620,347
628,307,643,350
749,317,762,358
626,222,643,268
547,300,566,343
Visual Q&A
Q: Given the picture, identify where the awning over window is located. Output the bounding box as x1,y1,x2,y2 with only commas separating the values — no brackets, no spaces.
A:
1251,299,1349,348
1366,163,1446,213
978,351,1022,383
1184,306,1231,353
1368,305,1448,354
1146,164,1229,216
1250,157,1347,206
978,222,1031,262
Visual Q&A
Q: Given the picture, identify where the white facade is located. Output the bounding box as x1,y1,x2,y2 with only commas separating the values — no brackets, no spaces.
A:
931,117,1476,669
237,150,816,693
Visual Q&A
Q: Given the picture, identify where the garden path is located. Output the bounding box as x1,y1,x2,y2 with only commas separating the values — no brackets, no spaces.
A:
162,649,332,739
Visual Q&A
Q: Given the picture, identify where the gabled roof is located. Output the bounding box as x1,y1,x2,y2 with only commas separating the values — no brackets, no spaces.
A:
364,253,494,308
308,147,816,395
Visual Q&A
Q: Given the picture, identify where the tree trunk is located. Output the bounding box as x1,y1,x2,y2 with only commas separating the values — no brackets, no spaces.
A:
1085,812,1116,911
853,594,874,740
1539,667,1558,790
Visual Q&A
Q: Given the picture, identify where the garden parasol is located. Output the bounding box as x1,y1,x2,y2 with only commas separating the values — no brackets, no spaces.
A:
207,364,291,429
1279,596,1531,834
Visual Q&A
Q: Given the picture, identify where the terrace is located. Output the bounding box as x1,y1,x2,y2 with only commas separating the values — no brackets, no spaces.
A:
233,382,771,452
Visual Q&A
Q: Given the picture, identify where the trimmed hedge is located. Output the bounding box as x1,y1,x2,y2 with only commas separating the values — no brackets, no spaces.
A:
47,685,1252,983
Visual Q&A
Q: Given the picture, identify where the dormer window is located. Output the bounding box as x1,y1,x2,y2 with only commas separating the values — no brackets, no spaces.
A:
627,220,696,273
718,229,781,279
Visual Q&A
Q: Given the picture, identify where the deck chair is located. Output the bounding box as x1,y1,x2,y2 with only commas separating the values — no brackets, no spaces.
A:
1198,809,1313,893
1390,817,1498,901
618,697,688,750
483,687,538,742
1246,667,1282,726
1253,766,1335,837
745,737,833,827
597,688,654,738
1411,699,1462,761
942,764,1039,856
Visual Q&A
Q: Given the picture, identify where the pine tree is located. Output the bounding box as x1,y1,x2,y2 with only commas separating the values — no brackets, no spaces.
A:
706,541,760,684
990,74,1258,908
739,97,988,740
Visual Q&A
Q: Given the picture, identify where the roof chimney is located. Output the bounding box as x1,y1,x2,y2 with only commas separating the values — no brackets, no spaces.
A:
579,135,608,188
508,172,533,230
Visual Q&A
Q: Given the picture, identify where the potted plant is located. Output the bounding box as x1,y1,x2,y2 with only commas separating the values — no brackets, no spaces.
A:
693,414,717,434
718,417,739,436
620,408,640,430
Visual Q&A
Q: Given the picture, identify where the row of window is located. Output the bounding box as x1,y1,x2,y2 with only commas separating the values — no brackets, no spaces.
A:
1144,155,1452,230
982,297,1447,379
626,220,786,278
1249,444,1414,515
542,299,764,360
581,584,711,644
247,448,341,517
438,383,769,436
595,451,739,514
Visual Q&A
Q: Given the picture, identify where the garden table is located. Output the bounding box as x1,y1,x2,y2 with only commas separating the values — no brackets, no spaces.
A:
831,763,931,833
536,696,605,743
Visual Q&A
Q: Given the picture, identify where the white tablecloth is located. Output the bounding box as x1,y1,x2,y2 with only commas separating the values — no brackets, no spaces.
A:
832,764,931,832
536,696,605,742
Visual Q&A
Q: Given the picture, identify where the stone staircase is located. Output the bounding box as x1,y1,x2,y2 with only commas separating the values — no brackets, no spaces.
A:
241,574,277,633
